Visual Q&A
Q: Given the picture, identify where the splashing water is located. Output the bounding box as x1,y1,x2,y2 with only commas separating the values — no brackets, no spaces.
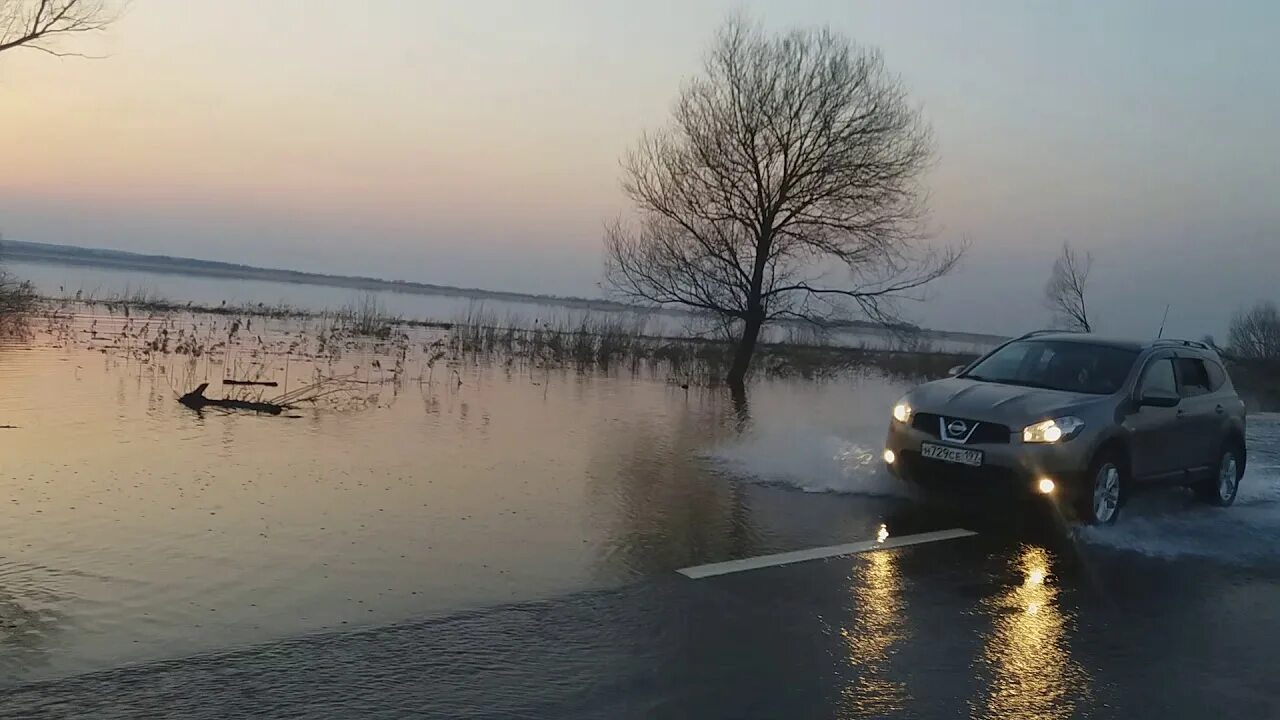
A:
1077,413,1280,562
703,375,912,497
707,429,909,496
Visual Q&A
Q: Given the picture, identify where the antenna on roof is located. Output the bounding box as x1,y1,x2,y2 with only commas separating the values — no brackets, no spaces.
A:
1156,303,1171,339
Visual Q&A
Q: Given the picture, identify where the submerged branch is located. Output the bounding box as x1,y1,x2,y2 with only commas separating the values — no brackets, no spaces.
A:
179,383,285,415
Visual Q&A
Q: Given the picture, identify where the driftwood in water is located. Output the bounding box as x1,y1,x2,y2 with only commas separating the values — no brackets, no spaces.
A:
221,379,279,387
179,383,285,415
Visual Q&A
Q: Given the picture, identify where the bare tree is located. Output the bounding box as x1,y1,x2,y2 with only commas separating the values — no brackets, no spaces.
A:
1043,242,1093,332
1228,301,1280,361
604,17,963,388
0,0,114,57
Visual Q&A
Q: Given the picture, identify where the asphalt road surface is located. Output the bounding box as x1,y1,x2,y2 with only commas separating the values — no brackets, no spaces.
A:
3,493,1278,720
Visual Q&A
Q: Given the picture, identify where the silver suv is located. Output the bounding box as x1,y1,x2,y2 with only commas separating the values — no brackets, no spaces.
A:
883,331,1247,524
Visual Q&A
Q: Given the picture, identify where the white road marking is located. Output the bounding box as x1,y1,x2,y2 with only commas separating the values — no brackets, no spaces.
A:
676,528,977,579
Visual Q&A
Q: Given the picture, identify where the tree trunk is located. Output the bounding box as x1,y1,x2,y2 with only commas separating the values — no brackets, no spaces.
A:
727,311,764,389
729,380,751,431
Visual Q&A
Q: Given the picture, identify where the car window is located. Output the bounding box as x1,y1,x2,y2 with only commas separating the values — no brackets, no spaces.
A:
1139,358,1177,396
1174,357,1212,397
971,341,1036,379
1204,360,1227,391
963,340,1138,394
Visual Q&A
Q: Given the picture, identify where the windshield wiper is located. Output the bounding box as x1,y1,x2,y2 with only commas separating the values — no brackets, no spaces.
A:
962,375,1060,391
1001,379,1060,390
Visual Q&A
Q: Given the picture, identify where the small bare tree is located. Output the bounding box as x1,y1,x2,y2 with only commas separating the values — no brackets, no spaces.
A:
604,17,963,387
0,0,114,57
1043,242,1093,332
1228,301,1280,361
0,233,36,334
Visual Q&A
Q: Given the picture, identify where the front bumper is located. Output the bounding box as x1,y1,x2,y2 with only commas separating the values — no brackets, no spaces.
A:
884,420,1089,495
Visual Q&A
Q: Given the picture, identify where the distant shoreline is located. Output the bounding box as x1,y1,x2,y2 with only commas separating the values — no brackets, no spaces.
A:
1,239,638,312
2,239,1008,346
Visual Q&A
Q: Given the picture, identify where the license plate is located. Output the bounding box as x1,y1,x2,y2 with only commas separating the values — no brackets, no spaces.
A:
921,442,983,467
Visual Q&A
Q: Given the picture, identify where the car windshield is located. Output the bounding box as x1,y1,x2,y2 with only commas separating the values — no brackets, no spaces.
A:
962,340,1139,394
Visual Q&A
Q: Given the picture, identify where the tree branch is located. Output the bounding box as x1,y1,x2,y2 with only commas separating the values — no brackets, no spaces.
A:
0,0,114,56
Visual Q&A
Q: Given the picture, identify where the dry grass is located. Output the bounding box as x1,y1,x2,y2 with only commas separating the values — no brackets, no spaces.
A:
37,290,978,391
445,312,968,384
0,273,37,336
335,294,400,339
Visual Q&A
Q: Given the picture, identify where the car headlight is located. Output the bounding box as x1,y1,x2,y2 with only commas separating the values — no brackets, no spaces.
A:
1022,416,1085,443
892,400,912,424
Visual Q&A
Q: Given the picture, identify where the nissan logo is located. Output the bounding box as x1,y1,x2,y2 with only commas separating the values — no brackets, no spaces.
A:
946,420,968,437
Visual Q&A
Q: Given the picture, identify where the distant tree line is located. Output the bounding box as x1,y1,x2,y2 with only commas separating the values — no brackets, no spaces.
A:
1226,301,1280,362
1221,301,1280,410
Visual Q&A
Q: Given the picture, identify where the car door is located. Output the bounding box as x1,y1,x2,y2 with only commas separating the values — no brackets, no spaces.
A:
1173,355,1224,475
1125,353,1189,481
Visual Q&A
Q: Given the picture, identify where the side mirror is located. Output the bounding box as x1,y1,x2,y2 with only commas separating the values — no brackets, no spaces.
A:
1139,390,1180,408
947,365,965,377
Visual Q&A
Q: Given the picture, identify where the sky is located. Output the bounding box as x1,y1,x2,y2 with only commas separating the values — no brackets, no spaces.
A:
1,0,1278,339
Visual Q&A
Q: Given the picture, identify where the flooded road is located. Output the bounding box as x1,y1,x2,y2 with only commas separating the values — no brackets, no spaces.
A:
0,309,915,681
1,309,1279,717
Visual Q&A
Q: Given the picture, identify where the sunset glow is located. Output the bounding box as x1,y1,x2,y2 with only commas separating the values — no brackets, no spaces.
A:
2,0,1278,335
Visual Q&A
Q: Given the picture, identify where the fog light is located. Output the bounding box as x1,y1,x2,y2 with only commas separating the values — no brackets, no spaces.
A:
1036,477,1056,494
882,449,896,465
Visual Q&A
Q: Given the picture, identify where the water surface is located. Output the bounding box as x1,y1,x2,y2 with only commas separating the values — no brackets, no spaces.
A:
0,307,913,682
3,305,1279,715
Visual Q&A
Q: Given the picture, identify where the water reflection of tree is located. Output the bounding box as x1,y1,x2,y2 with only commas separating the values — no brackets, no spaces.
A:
583,396,758,580
840,546,908,717
973,545,1091,720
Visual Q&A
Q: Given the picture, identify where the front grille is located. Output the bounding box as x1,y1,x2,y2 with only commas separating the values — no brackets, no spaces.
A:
911,413,1012,444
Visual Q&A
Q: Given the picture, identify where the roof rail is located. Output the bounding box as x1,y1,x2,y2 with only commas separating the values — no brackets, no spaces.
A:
1015,329,1085,340
1151,338,1211,350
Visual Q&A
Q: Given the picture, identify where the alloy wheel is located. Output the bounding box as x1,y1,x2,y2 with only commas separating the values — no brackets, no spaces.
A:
1218,451,1240,503
1092,464,1120,524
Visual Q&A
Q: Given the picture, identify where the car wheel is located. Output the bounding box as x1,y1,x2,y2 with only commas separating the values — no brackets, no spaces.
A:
1077,456,1123,525
1196,443,1243,507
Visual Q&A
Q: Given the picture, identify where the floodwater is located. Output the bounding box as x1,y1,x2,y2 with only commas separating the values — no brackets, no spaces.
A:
10,259,1001,352
0,306,915,682
3,306,1280,717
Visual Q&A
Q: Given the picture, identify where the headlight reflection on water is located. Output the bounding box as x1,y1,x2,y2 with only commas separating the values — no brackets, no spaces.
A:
840,547,906,717
976,546,1091,720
